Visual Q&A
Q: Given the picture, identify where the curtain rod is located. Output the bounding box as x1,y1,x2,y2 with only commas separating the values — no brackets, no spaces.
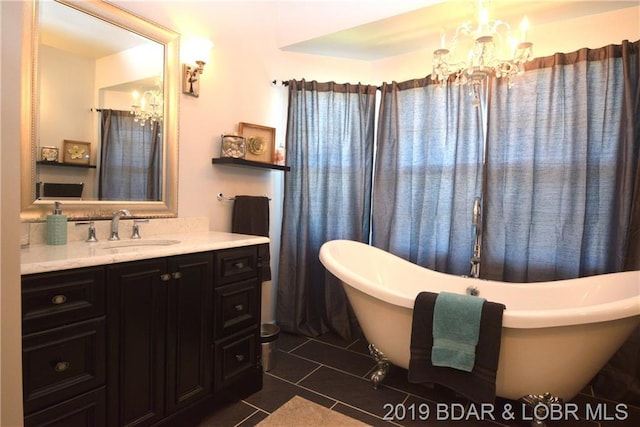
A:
272,79,384,91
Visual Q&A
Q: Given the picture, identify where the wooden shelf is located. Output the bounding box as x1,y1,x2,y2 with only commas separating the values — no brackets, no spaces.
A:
212,157,290,172
37,161,96,169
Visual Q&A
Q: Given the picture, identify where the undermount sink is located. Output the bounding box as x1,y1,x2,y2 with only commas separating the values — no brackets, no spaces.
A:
95,239,181,249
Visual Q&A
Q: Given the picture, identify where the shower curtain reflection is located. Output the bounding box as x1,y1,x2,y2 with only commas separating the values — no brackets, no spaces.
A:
99,109,162,201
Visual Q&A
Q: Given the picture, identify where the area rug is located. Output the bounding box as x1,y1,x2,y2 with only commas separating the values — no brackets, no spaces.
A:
257,395,369,426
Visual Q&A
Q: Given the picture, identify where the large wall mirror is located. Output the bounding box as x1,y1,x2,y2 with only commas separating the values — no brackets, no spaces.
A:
21,0,180,221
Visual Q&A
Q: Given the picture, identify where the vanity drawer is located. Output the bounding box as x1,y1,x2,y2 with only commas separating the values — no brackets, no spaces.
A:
22,266,105,334
214,279,259,339
214,328,259,390
24,387,106,427
214,246,258,285
23,317,106,414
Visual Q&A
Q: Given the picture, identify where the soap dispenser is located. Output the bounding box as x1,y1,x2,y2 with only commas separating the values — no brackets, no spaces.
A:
46,201,68,245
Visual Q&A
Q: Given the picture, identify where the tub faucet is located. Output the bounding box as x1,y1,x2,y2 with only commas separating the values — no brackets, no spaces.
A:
109,209,132,241
469,197,482,279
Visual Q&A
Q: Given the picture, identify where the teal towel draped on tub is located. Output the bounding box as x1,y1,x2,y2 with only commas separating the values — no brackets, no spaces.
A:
432,291,486,372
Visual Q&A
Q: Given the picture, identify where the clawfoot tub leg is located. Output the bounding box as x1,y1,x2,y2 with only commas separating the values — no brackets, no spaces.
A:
519,393,563,427
368,344,390,389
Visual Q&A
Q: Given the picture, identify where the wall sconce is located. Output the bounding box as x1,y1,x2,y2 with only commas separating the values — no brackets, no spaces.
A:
183,60,206,97
182,38,214,97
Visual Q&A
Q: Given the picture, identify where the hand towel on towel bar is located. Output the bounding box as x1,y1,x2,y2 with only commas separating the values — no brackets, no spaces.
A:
408,291,505,404
231,195,271,281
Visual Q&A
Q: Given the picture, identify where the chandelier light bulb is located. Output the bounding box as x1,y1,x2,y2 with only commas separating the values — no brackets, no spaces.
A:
478,5,489,34
520,16,529,42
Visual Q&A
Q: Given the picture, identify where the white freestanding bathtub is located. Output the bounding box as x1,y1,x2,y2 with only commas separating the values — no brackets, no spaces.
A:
319,239,640,401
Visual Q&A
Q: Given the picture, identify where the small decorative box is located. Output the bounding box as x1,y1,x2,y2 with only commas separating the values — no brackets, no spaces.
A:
41,146,59,162
220,134,246,159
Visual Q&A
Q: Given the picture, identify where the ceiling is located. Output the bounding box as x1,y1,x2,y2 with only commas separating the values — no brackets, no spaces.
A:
39,0,154,59
39,0,639,63
38,1,163,93
280,1,640,60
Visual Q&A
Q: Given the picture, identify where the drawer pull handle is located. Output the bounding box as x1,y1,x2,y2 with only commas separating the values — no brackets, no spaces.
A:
172,272,182,280
54,361,70,372
51,295,67,305
233,262,245,269
160,274,171,282
234,304,244,312
235,354,245,362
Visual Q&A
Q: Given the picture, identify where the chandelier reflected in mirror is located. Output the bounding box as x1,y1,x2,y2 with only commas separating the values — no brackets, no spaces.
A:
431,0,534,104
131,88,163,126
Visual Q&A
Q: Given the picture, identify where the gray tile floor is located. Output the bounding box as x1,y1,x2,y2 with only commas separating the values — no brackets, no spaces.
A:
199,331,640,426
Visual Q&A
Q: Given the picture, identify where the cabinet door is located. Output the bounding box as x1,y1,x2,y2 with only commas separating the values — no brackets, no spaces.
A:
107,259,167,427
166,252,213,414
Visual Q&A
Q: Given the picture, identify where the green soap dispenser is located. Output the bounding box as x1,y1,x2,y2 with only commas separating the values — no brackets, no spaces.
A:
46,201,67,245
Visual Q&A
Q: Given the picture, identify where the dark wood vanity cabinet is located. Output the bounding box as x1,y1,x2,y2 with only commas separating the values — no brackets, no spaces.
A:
22,266,107,427
212,247,262,396
22,245,263,426
106,253,214,426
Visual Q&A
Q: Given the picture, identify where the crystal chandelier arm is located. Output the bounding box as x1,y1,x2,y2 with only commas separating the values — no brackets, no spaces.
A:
488,19,510,34
453,21,473,41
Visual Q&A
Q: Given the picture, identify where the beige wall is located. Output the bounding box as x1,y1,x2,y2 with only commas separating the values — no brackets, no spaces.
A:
2,1,638,424
1,1,26,425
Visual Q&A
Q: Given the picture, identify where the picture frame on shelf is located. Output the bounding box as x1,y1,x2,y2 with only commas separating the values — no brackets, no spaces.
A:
274,145,286,166
238,122,275,164
62,140,91,165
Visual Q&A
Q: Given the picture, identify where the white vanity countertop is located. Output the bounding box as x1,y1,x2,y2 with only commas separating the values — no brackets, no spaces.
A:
21,231,269,275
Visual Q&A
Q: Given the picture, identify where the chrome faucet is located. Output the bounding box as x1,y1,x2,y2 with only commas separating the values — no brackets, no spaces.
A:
75,221,98,242
109,209,132,241
131,219,149,239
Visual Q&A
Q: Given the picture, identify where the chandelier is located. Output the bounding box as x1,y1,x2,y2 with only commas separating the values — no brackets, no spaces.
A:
431,0,534,104
131,88,163,126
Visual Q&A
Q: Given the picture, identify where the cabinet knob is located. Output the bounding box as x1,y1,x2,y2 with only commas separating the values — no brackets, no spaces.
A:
51,294,67,305
172,272,182,280
235,354,245,362
233,262,245,269
54,361,70,372
160,273,171,282
234,304,244,312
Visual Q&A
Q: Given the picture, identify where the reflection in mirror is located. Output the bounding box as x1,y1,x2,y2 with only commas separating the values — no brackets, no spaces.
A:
21,0,179,221
38,1,164,201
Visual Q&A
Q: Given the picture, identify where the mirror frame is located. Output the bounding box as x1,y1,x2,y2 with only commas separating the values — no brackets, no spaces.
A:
21,0,180,221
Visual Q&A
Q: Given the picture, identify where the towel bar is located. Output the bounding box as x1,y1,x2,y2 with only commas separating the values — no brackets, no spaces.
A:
216,192,271,201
